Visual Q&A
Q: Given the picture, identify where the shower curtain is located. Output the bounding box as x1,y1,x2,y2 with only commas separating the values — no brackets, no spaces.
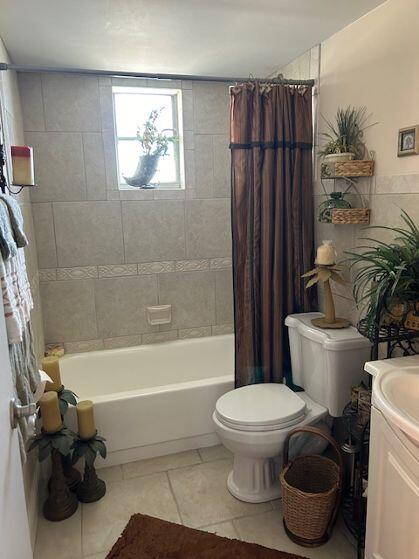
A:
230,82,316,387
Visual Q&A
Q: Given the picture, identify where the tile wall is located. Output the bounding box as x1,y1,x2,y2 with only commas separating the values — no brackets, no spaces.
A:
18,73,234,352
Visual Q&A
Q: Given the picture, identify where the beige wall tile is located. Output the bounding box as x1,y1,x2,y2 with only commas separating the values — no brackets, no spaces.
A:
194,134,214,197
213,134,230,198
186,199,231,258
212,324,234,336
193,81,230,135
103,335,141,350
18,73,45,131
178,326,212,339
41,279,97,342
82,132,107,200
32,203,57,268
158,271,216,329
27,132,86,202
56,266,98,280
53,202,124,266
65,339,104,353
141,330,178,344
182,89,194,131
122,201,185,262
42,73,100,131
215,269,234,325
95,275,158,337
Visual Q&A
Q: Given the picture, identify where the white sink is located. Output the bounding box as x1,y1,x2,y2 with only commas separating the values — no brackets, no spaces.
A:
365,355,419,444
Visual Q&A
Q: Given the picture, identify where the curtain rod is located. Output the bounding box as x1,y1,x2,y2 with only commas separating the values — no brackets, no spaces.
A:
0,63,315,86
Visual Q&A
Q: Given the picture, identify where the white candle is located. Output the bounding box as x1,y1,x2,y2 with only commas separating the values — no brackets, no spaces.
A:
316,240,337,266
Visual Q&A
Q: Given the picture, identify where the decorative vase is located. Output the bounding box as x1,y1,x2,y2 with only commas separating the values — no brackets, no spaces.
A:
318,192,351,223
124,154,160,188
323,152,355,163
44,449,78,521
76,463,106,503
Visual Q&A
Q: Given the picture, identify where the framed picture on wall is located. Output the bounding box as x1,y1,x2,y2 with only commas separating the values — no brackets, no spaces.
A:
398,125,419,156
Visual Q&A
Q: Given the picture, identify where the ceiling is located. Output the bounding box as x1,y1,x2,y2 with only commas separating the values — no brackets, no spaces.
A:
0,0,386,78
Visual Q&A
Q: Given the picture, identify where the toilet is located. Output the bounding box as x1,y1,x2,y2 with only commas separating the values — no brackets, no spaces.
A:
213,312,371,503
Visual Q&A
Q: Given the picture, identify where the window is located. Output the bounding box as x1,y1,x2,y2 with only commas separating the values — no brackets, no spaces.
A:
113,86,184,189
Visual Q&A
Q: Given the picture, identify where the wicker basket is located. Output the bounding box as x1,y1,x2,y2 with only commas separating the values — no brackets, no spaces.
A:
331,207,370,225
335,160,374,177
279,426,342,547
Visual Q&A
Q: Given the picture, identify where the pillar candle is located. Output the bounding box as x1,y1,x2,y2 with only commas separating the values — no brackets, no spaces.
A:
39,392,62,434
42,356,63,392
76,400,96,440
11,145,35,186
315,240,337,266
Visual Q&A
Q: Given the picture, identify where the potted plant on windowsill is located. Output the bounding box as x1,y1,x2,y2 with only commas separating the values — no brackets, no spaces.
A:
319,106,373,164
345,210,419,337
123,108,177,188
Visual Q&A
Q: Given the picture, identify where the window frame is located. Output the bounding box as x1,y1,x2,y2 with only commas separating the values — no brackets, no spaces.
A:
112,86,185,190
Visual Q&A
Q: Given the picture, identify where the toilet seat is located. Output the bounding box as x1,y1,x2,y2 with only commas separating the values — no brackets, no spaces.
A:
215,383,307,432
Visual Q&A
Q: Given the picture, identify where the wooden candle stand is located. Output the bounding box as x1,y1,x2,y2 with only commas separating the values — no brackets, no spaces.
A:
311,278,350,329
76,461,106,503
44,449,78,522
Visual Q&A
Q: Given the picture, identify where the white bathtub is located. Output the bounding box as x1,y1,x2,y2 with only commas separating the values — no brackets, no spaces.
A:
61,335,234,467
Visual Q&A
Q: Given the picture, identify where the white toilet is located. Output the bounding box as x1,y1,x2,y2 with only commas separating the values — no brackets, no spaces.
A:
213,312,371,503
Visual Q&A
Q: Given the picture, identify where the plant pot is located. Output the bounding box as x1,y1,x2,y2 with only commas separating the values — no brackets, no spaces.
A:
323,153,355,164
124,154,160,188
318,192,351,223
405,302,419,331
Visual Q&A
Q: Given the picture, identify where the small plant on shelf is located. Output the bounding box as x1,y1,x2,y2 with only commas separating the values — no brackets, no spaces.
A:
319,106,374,161
345,210,419,336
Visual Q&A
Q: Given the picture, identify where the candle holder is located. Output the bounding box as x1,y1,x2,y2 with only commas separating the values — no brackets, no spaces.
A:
72,431,107,503
38,385,81,490
29,426,78,521
302,263,350,329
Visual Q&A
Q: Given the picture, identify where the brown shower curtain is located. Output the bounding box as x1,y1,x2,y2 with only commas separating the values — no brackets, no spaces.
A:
230,82,316,387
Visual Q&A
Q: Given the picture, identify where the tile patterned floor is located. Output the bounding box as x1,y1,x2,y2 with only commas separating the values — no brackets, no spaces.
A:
34,446,356,559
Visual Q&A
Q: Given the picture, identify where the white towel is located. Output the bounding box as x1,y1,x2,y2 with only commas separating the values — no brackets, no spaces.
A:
0,247,33,344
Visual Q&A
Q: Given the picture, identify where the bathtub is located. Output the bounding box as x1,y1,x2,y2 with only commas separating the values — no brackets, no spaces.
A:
61,335,234,467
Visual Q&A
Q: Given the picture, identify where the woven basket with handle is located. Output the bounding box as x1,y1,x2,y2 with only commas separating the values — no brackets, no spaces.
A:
279,426,343,547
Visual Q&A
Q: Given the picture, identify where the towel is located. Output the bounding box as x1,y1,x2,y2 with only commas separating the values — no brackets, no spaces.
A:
0,194,28,248
9,322,41,461
0,248,33,344
0,200,17,259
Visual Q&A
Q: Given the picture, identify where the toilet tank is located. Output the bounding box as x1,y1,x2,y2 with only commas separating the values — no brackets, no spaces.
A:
285,313,371,417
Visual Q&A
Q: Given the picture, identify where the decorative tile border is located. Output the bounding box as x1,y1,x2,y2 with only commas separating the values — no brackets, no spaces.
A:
138,261,175,275
39,268,57,282
210,257,232,270
98,264,138,278
175,259,209,272
46,324,234,355
40,258,232,282
56,266,98,280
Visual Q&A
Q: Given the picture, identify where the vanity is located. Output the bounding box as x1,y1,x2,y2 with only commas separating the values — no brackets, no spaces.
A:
364,355,419,559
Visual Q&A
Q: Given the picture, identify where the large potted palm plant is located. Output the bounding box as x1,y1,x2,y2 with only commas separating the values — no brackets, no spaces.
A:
124,108,177,188
346,210,419,336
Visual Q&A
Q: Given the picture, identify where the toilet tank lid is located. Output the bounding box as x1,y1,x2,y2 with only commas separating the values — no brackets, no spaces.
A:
285,313,371,351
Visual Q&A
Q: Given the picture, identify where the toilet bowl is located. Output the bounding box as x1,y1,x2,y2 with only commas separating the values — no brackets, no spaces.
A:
213,385,328,502
213,312,371,503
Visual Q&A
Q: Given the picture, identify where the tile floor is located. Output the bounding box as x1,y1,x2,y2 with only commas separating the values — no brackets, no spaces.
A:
34,446,356,559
